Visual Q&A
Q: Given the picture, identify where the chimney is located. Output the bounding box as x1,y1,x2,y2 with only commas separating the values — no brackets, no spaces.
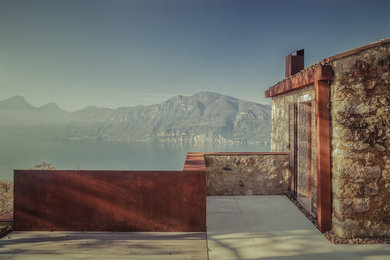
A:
285,49,304,78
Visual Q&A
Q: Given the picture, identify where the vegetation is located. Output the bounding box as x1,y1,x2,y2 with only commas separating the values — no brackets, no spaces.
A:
27,162,56,170
0,223,12,238
0,162,57,238
0,162,56,214
0,180,13,214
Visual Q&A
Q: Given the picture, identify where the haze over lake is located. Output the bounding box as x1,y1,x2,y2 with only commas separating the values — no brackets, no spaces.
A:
0,137,269,179
0,92,271,179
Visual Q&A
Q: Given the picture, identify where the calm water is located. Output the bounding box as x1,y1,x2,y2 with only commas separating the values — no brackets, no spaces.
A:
0,136,269,180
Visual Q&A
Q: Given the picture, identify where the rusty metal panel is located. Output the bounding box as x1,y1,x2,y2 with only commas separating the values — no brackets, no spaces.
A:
285,49,304,78
314,80,331,233
14,170,206,232
266,65,333,98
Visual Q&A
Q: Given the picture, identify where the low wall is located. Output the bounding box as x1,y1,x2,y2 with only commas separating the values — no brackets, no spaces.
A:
204,153,289,195
14,169,206,232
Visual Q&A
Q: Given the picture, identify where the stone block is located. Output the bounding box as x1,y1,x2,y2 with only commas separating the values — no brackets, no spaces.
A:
343,141,370,151
364,166,382,178
333,198,370,217
382,168,390,180
334,163,381,179
206,154,289,195
364,182,379,196
332,217,361,238
353,103,376,114
333,216,390,238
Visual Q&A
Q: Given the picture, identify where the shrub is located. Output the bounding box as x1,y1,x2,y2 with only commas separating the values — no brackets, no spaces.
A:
0,162,56,214
27,162,56,170
0,180,13,214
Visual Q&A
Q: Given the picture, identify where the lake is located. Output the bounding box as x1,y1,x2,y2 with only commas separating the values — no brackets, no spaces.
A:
0,136,269,180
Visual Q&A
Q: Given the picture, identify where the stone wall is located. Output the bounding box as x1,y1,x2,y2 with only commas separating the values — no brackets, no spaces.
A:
296,101,316,216
330,42,390,238
205,153,289,195
271,86,315,152
270,86,317,215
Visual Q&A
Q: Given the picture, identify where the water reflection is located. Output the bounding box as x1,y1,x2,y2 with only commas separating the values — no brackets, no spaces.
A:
0,137,269,179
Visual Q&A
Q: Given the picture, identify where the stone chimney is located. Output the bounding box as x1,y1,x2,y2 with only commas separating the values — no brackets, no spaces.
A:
285,49,304,78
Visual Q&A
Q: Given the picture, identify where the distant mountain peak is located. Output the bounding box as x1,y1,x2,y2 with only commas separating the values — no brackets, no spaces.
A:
78,105,112,113
38,102,65,112
2,95,27,103
0,92,271,144
169,91,221,100
193,91,222,97
0,95,33,109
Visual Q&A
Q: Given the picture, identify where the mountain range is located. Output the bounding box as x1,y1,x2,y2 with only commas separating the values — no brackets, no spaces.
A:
0,92,271,144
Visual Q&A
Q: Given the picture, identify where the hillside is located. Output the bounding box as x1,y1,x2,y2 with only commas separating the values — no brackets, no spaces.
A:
0,92,271,144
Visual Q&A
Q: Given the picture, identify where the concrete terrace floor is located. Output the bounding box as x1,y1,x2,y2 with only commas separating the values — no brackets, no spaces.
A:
0,195,389,259
207,196,390,260
0,232,207,259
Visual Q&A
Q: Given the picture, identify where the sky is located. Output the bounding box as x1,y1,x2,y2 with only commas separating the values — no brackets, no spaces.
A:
1,0,389,111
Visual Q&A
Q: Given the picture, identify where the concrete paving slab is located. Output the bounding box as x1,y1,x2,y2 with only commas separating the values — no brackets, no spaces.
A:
0,232,207,260
207,212,250,234
207,196,390,260
234,195,280,213
241,209,315,232
206,196,239,213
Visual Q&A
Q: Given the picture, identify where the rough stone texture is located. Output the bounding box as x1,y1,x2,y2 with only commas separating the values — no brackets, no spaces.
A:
270,42,390,238
205,154,289,195
271,86,314,153
330,42,390,238
297,102,311,197
297,101,314,215
271,86,317,216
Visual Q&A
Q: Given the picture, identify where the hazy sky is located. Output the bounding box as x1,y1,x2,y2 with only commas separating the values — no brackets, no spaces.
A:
1,0,389,111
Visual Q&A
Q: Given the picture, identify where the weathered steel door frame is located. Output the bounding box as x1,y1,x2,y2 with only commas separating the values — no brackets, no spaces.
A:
265,65,333,232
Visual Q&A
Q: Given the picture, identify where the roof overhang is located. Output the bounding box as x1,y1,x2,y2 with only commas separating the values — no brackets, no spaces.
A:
265,64,333,98
265,38,390,98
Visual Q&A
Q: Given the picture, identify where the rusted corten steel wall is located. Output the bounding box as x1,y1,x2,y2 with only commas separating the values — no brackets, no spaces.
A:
14,170,206,232
286,49,304,78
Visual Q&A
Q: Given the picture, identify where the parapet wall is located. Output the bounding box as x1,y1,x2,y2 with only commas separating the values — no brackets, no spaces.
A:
14,169,206,232
204,153,289,195
330,42,390,238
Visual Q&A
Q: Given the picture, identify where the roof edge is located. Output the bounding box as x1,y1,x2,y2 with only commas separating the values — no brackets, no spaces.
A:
265,38,390,98
264,65,333,98
325,38,390,62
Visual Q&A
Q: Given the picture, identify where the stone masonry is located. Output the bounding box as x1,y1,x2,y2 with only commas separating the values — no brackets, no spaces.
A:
269,40,390,238
270,86,317,216
270,85,314,153
205,154,289,195
330,42,390,238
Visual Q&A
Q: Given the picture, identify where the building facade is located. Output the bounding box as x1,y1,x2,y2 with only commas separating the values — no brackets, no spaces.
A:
266,39,390,238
